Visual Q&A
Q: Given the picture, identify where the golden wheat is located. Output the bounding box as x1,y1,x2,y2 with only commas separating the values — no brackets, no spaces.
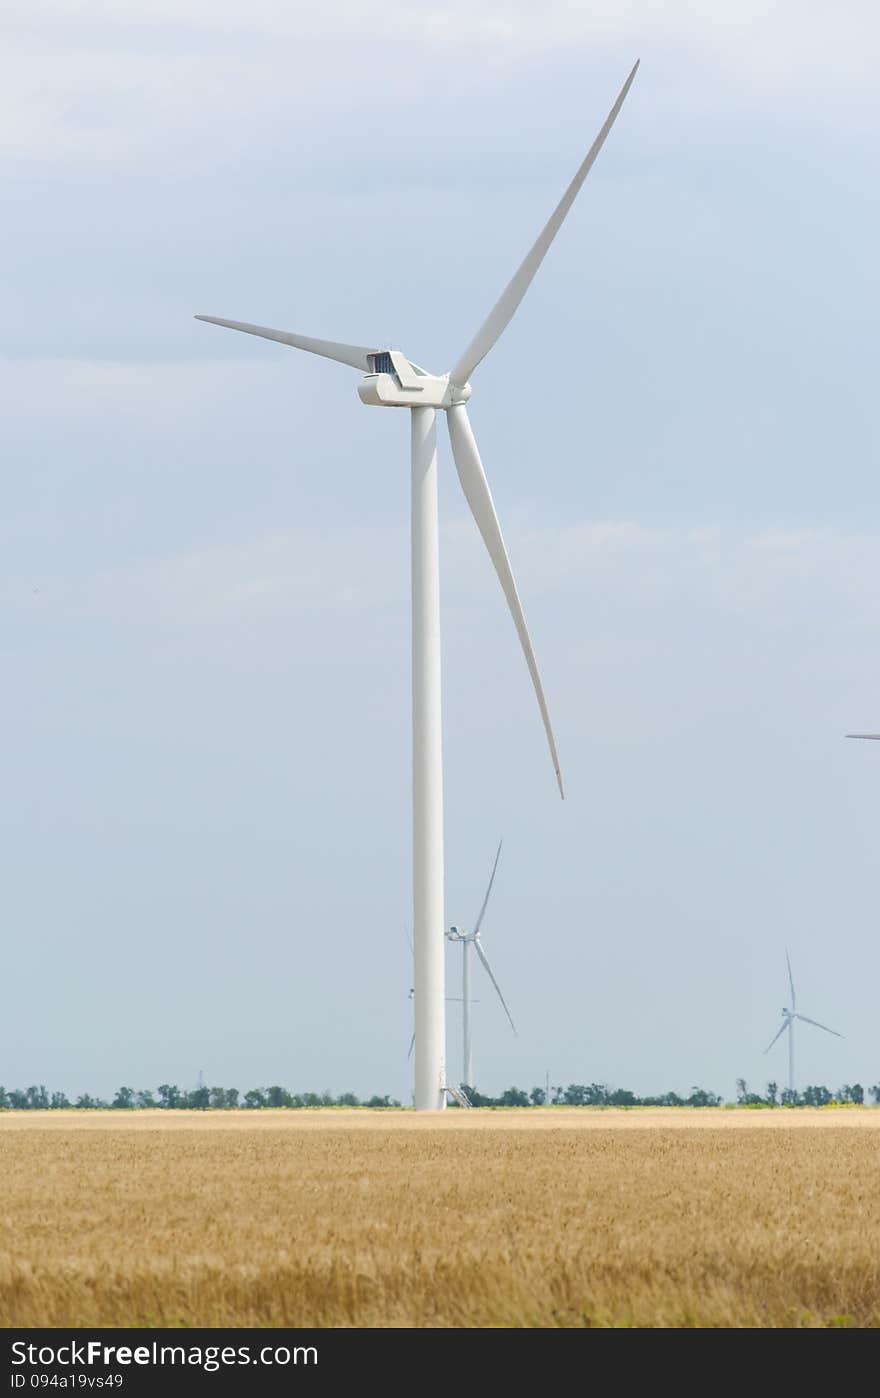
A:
2,1108,878,1327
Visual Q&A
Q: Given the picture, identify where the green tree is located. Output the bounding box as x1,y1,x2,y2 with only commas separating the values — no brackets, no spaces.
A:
608,1088,638,1106
50,1091,71,1108
112,1087,135,1109
186,1086,210,1110
266,1086,292,1108
687,1087,721,1107
244,1089,266,1108
563,1084,591,1105
736,1078,766,1106
157,1084,181,1109
8,1089,28,1109
838,1084,864,1105
498,1086,530,1107
765,1082,779,1106
25,1085,49,1110
136,1090,157,1108
529,1087,546,1105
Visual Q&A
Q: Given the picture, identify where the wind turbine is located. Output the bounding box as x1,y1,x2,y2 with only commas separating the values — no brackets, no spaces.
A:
447,839,516,1091
405,921,480,1068
763,950,843,1096
196,63,639,1110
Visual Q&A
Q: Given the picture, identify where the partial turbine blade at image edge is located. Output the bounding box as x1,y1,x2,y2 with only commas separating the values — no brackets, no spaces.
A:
446,405,563,797
472,840,504,938
785,948,796,1011
195,316,376,371
474,939,517,1035
794,1013,844,1039
449,60,639,387
763,1021,788,1054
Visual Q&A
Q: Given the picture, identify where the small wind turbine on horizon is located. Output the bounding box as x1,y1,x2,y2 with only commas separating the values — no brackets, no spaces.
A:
447,840,516,1091
763,950,843,1096
196,62,639,1109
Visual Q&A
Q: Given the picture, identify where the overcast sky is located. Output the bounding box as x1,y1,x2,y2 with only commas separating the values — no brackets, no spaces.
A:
2,1,879,1103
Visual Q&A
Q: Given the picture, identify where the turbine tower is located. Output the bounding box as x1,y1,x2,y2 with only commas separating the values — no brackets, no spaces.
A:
196,64,639,1110
763,950,843,1095
447,840,516,1090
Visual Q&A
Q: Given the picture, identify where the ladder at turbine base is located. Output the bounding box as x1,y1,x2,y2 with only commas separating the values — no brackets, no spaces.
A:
445,1084,473,1109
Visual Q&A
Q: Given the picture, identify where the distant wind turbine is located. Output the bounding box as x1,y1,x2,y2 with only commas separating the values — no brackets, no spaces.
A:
196,63,639,1109
405,922,478,1065
763,950,843,1095
447,840,516,1090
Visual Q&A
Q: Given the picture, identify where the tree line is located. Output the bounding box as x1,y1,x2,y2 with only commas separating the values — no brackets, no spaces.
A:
2,1080,877,1109
0,1084,400,1110
735,1079,875,1106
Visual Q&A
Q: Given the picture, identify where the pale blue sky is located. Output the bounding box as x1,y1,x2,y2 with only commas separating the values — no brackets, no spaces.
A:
2,1,879,1102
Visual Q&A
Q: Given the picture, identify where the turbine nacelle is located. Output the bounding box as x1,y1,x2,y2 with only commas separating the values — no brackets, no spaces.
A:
357,351,471,410
447,924,476,944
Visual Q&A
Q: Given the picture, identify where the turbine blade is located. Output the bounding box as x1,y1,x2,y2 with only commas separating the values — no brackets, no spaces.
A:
195,316,376,371
407,1032,415,1061
474,939,517,1035
764,1021,788,1054
794,1013,844,1039
846,733,880,739
448,61,639,387
472,840,503,938
446,404,563,797
786,948,796,1011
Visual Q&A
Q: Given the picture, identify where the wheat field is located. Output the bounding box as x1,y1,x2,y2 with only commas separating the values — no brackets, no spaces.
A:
2,1108,879,1328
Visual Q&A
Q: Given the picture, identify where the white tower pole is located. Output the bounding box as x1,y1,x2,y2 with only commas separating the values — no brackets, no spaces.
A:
789,1018,794,1098
462,940,473,1088
411,406,446,1111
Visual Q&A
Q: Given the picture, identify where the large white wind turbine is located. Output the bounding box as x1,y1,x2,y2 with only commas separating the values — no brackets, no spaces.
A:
197,63,639,1110
447,840,516,1091
763,950,843,1096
